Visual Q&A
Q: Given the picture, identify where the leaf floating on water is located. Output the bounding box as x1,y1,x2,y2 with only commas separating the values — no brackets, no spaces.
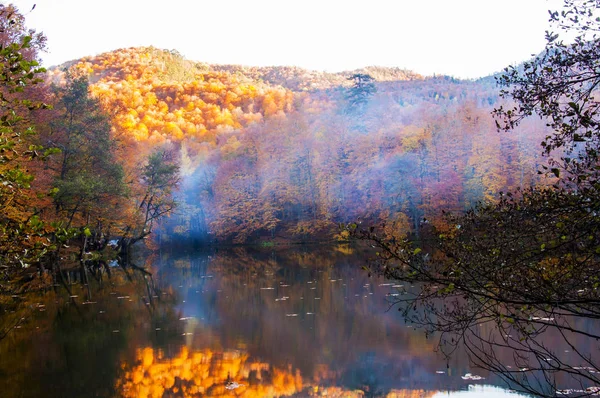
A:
285,313,299,317
306,312,314,315
436,371,445,374
260,287,275,290
461,373,485,380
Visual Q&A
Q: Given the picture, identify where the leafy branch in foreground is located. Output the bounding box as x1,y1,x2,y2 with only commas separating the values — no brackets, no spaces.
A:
354,182,600,396
0,4,49,275
493,0,600,182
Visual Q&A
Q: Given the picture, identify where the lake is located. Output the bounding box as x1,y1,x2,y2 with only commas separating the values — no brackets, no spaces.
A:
0,245,530,397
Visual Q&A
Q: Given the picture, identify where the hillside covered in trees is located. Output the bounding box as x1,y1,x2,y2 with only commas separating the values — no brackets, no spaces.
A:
0,0,558,287
49,46,552,244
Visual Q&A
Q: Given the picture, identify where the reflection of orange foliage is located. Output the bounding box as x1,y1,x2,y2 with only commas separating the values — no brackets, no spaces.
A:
117,346,302,398
117,346,440,398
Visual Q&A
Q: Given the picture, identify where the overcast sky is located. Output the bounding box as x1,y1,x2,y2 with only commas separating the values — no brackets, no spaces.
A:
9,0,562,79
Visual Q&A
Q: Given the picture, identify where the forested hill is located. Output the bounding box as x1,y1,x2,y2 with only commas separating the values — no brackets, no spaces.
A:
208,64,423,91
50,47,553,244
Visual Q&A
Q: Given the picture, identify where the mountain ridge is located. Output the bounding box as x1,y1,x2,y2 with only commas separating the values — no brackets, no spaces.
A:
49,46,428,91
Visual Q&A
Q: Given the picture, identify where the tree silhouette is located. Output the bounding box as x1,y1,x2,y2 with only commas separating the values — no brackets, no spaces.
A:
345,73,376,115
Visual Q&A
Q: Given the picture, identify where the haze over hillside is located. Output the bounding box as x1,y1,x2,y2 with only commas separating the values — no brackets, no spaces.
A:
48,46,553,244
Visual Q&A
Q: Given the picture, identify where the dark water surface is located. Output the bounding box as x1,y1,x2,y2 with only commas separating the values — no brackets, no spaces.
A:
0,245,528,397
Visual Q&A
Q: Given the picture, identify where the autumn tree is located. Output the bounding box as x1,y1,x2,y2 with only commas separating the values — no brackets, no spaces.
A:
120,149,179,250
0,5,49,275
46,74,126,231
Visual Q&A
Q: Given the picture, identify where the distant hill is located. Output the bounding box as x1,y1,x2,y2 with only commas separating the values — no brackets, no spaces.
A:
51,47,423,90
210,63,423,91
48,47,296,144
47,47,426,145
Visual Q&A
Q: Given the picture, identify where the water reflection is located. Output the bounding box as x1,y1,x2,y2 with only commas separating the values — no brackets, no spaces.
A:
0,246,529,397
118,345,446,397
432,386,530,397
118,344,531,397
124,246,523,397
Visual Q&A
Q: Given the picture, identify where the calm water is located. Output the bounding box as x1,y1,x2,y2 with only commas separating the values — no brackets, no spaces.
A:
0,245,529,397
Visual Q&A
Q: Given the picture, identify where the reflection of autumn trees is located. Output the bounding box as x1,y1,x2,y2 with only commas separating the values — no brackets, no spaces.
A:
0,266,181,397
118,346,303,398
154,248,472,394
116,246,451,396
117,345,439,398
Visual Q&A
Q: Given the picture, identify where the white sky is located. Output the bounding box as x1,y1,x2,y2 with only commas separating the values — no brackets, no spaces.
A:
8,0,563,79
